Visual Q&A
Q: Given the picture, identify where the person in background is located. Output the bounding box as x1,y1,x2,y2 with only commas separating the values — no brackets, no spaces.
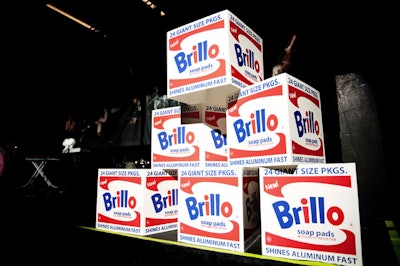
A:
272,34,297,76
95,108,109,137
64,113,77,139
143,87,160,145
109,96,142,146
154,94,170,110
120,97,142,146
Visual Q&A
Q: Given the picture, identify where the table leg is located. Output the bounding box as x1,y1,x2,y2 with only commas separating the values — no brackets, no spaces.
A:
21,161,59,189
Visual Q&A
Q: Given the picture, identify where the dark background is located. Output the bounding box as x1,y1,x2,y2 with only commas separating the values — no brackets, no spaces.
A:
0,2,398,264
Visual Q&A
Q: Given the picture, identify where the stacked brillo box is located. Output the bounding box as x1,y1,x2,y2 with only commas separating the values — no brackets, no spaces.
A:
96,10,363,266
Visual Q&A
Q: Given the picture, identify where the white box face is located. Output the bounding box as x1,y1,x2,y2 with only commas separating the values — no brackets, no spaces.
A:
151,106,195,168
143,169,179,234
167,9,263,105
96,169,178,235
227,73,325,167
96,169,144,235
259,163,363,265
177,167,260,252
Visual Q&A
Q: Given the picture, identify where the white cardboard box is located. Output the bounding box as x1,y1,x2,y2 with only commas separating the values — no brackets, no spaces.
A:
226,73,326,167
167,9,263,105
181,103,228,164
151,105,228,168
177,167,260,252
259,163,363,265
96,168,179,236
